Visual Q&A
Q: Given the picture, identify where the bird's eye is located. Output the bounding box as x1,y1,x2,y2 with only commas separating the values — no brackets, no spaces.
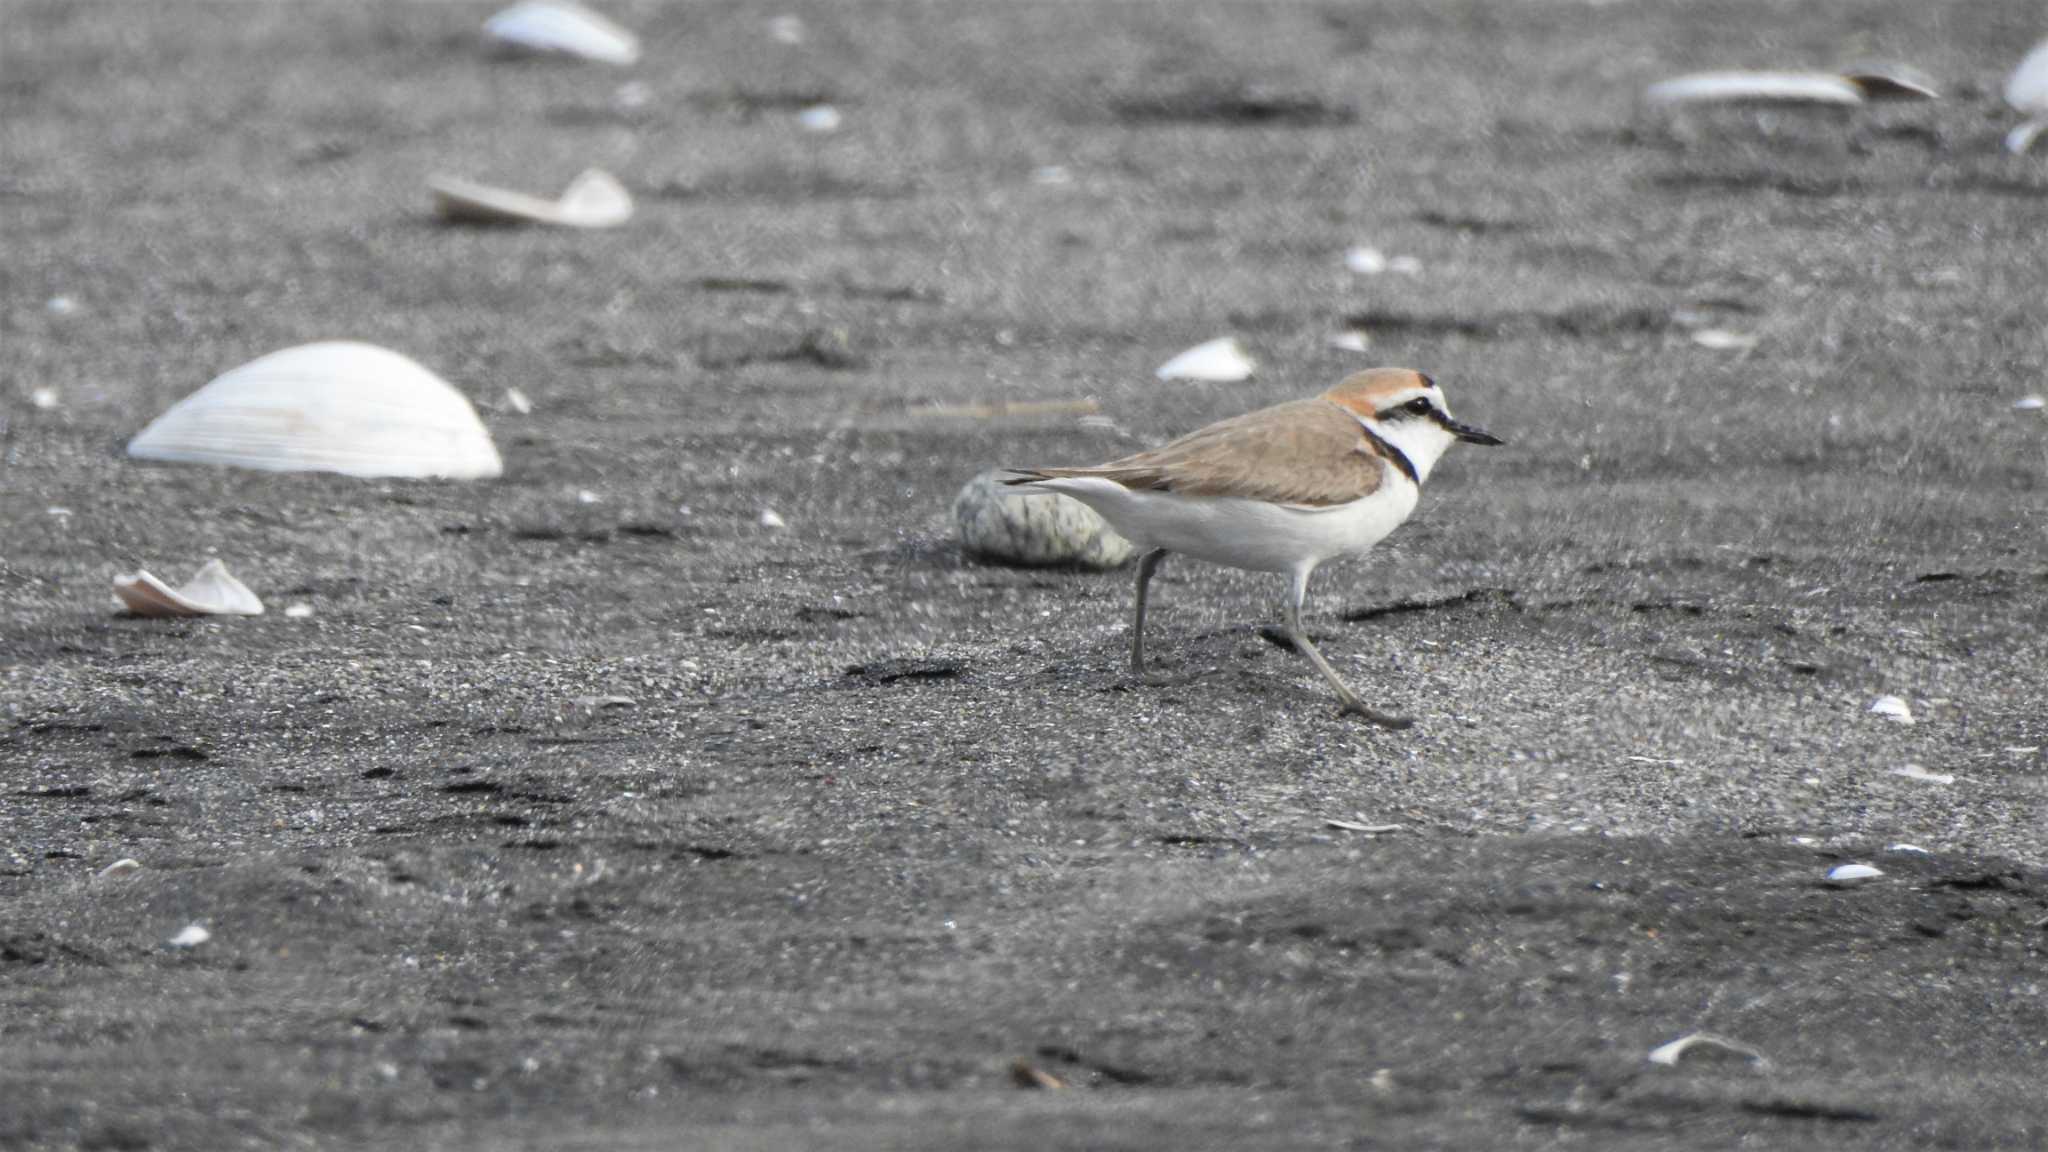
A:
1405,397,1434,415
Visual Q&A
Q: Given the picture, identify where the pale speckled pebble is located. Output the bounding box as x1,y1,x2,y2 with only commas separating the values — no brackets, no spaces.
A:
954,469,1135,570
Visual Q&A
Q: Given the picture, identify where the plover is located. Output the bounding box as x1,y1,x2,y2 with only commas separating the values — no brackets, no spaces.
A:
1006,367,1501,727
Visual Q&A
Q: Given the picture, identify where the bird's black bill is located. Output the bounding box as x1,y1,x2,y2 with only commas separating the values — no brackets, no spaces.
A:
1448,419,1503,446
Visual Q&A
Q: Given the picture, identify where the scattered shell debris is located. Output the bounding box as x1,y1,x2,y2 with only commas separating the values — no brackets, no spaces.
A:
1156,337,1255,383
1826,863,1884,886
1645,71,1865,108
1868,695,1914,725
1648,1032,1769,1069
113,559,265,618
167,924,212,948
98,859,142,880
430,168,632,229
956,469,1135,570
2006,39,2048,153
759,509,787,529
1889,764,1953,784
2015,395,2045,412
796,105,843,133
1689,329,1759,352
484,0,640,66
128,342,503,480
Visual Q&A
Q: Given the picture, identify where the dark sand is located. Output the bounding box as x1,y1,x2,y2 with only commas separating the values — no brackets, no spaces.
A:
4,1,2046,1148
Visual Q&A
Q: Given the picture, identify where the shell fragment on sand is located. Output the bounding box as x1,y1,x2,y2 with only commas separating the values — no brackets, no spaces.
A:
1890,764,1953,784
1648,1032,1769,1070
2015,394,2045,411
1689,329,1758,351
1645,71,1864,108
128,342,503,480
1826,863,1884,886
1839,62,1940,101
430,169,632,229
113,559,265,618
1156,337,1255,383
167,924,212,948
484,1,639,66
1868,695,1914,724
955,469,1135,570
98,858,143,880
796,105,843,133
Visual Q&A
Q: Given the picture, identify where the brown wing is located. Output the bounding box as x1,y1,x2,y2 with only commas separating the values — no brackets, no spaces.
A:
1011,398,1388,507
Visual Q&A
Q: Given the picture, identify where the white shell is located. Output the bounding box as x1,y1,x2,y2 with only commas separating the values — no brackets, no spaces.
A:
1690,329,1758,351
1327,330,1372,353
430,169,632,229
759,509,787,529
2015,394,2045,411
168,924,212,948
1868,695,1914,724
796,105,843,133
1826,863,1884,885
98,858,143,879
1156,337,1255,383
2007,40,2048,114
284,603,315,619
113,559,265,618
484,1,639,66
1889,764,1953,784
129,342,503,480
1345,246,1388,274
1645,72,1864,108
2006,120,2048,155
1648,1032,1768,1069
31,387,59,409
1886,843,1930,855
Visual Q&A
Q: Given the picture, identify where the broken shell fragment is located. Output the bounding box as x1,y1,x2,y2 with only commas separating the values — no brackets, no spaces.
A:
2015,394,2045,412
2005,41,2048,151
113,559,265,618
1327,330,1371,353
1868,695,1914,724
1689,329,1758,352
1838,62,1940,101
128,342,503,480
2006,120,2048,155
1645,71,1864,108
1889,764,1953,784
167,924,212,948
796,105,843,133
430,169,632,229
98,858,143,880
1648,1032,1769,1069
1826,863,1884,886
484,1,640,66
1156,337,1255,383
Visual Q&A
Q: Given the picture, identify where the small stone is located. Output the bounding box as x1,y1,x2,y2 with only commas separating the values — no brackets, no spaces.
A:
168,924,211,948
954,469,1135,570
98,858,142,880
1869,695,1914,724
1826,863,1884,886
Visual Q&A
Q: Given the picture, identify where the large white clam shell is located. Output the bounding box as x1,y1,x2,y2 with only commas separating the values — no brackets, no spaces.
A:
112,558,264,618
2007,40,2048,114
1156,336,1256,383
1645,71,1864,108
128,342,503,480
430,168,632,229
484,1,640,66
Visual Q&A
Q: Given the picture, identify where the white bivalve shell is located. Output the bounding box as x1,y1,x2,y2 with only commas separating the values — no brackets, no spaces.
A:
430,168,632,229
1645,72,1865,108
2006,40,2048,152
113,559,264,618
1156,337,1256,383
484,1,639,66
128,342,503,480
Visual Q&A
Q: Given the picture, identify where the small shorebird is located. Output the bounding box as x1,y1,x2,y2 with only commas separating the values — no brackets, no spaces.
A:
1005,368,1501,727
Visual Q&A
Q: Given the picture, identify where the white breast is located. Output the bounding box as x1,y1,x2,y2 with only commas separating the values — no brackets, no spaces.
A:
1029,474,1419,575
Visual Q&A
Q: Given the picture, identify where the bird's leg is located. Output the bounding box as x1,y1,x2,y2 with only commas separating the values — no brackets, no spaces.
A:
1285,569,1413,729
1130,549,1170,679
